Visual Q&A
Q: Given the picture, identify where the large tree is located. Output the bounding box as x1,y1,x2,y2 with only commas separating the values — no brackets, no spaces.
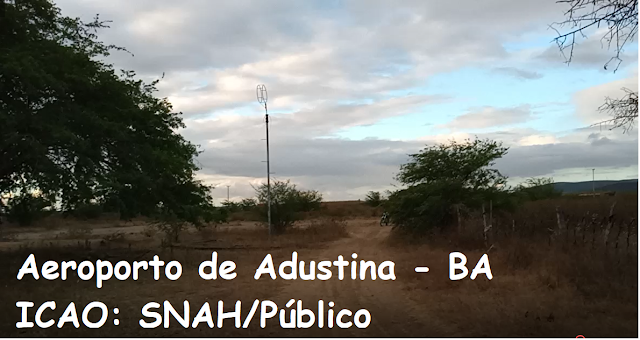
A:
550,0,638,132
387,138,511,233
0,0,218,226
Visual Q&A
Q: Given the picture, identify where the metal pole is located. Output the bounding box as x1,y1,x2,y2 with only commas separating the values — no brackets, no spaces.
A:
265,102,272,236
592,169,595,195
257,84,271,236
227,185,230,201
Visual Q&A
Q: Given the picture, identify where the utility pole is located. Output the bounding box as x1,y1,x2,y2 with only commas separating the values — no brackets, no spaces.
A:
592,168,595,195
257,84,272,236
227,185,230,202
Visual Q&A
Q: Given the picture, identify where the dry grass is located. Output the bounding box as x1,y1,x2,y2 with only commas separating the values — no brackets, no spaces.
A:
385,194,638,337
0,217,353,337
388,238,637,337
306,200,382,219
227,200,381,222
176,218,350,251
0,196,636,337
58,226,93,240
0,245,285,337
3,212,147,233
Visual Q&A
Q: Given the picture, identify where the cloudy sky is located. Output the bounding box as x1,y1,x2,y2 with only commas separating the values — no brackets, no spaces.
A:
55,0,638,203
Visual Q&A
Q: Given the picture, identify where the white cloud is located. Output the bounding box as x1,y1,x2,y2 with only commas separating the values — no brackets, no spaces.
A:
518,134,559,146
573,68,638,125
439,105,533,130
47,0,638,201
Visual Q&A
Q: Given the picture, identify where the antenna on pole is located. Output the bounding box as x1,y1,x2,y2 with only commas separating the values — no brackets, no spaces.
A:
257,84,272,237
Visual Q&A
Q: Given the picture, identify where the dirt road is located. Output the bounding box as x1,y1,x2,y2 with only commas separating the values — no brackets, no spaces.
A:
236,220,448,337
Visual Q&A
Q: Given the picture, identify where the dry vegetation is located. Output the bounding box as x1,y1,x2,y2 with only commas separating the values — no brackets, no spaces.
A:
227,200,384,222
0,196,637,337
388,193,638,337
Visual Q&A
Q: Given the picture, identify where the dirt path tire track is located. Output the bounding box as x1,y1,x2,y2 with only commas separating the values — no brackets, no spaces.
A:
263,219,449,337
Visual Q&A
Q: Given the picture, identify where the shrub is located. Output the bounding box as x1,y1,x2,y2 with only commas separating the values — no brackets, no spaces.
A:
72,202,103,219
154,202,227,244
5,194,52,226
386,181,463,232
240,198,258,211
296,189,322,212
254,180,323,234
365,191,383,207
221,200,241,213
514,177,563,202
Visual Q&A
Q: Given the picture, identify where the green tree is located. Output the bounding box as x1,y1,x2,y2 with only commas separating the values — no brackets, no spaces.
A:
0,0,221,231
70,202,103,220
221,200,241,213
364,191,383,207
387,138,510,232
239,198,258,211
514,177,563,201
5,192,53,226
253,180,322,234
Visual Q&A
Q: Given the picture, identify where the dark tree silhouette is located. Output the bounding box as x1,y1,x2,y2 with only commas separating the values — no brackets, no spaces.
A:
550,0,638,133
0,0,221,229
550,0,638,72
596,87,638,132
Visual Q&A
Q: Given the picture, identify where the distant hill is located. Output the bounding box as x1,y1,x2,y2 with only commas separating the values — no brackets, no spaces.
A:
553,179,638,194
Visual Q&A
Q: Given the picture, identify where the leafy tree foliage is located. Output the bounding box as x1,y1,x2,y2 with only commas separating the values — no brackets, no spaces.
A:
221,200,241,213
296,189,323,212
364,191,383,207
70,202,103,220
387,138,510,232
239,198,258,211
221,198,259,214
253,180,322,234
397,138,508,189
514,177,563,202
5,193,53,226
0,0,220,228
386,181,464,232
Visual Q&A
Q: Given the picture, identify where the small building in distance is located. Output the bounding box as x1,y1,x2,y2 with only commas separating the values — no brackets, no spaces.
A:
577,191,616,197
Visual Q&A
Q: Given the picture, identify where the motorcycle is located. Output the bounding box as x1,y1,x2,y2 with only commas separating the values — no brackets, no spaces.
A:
380,213,390,226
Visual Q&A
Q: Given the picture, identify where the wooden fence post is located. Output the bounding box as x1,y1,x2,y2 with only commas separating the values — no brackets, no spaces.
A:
555,206,565,236
603,202,617,251
482,203,488,245
626,218,635,254
591,215,598,250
